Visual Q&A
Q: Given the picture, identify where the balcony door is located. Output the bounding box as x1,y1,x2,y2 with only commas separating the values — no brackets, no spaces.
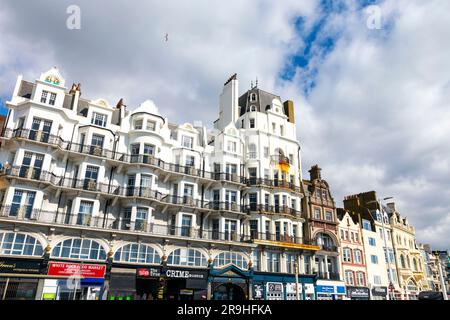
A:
249,193,257,211
143,144,154,164
224,219,237,241
84,166,99,190
90,134,104,156
183,184,194,205
29,117,52,143
135,207,148,231
181,214,192,237
20,152,43,179
10,189,36,219
139,175,152,197
225,190,237,210
77,201,93,226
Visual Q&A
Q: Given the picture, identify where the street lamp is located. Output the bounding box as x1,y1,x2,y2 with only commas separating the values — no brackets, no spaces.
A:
294,261,300,300
433,253,449,300
366,196,395,300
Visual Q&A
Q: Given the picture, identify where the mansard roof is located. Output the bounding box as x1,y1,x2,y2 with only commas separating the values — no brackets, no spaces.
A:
238,87,283,116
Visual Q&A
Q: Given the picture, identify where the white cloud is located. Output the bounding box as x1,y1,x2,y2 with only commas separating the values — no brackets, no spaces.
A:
0,0,448,249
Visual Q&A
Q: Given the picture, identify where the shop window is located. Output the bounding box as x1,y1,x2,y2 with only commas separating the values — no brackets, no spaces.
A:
213,252,248,270
0,232,44,257
114,243,160,264
52,238,107,261
167,248,207,267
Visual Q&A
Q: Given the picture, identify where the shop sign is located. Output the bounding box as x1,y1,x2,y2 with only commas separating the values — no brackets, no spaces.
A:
0,258,42,274
266,282,283,294
253,284,263,300
137,267,161,278
346,287,370,298
47,262,106,278
165,268,207,279
286,283,303,294
317,285,334,293
372,286,388,296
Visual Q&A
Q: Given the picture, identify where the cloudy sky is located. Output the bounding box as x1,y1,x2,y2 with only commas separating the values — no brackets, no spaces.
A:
0,0,449,249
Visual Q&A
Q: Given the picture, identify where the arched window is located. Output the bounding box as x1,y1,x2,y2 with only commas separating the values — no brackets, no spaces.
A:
400,255,406,268
52,238,107,261
412,258,418,271
343,248,352,262
214,252,248,269
356,272,366,286
250,93,257,102
315,233,335,249
167,248,207,267
250,105,257,112
248,144,257,159
407,255,411,268
345,270,354,285
114,243,160,264
0,232,43,257
353,249,363,264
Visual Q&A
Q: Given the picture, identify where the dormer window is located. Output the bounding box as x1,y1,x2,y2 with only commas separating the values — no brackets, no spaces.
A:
40,90,57,105
146,120,156,131
182,135,193,149
133,119,143,130
250,93,257,102
40,91,48,103
91,112,107,127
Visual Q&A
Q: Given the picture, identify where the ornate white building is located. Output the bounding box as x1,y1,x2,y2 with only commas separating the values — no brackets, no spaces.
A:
0,69,322,300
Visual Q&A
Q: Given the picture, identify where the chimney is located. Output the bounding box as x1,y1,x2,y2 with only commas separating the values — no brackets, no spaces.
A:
283,100,295,124
116,98,126,126
309,165,322,181
70,83,81,112
217,73,238,130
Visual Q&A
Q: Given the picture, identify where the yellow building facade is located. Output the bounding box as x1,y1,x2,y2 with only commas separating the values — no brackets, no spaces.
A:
387,203,429,299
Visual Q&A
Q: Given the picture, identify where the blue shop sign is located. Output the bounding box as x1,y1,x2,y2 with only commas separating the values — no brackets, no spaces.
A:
317,285,334,293
316,284,346,295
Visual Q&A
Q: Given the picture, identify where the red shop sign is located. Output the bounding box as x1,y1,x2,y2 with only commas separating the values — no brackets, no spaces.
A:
47,262,106,278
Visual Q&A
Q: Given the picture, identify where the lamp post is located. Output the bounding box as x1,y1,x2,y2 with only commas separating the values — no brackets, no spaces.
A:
366,196,395,300
294,261,300,300
435,253,449,300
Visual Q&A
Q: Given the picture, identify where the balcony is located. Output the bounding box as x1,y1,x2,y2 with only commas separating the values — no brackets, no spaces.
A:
244,204,301,218
246,178,301,193
204,201,246,213
1,128,248,183
318,244,339,252
0,205,253,244
250,232,304,245
313,271,341,281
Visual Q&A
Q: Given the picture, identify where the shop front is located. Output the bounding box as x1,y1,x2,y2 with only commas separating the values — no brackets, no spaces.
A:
371,286,388,300
42,261,106,300
315,280,346,300
346,286,370,300
209,265,252,300
0,257,44,300
163,267,208,300
252,272,316,300
108,265,209,300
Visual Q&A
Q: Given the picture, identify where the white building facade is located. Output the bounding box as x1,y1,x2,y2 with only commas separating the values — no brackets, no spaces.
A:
0,69,320,300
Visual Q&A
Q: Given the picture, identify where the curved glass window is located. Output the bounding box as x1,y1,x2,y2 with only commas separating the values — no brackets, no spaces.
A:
114,243,160,264
214,252,248,269
400,255,406,268
52,238,107,261
0,232,43,256
167,248,207,267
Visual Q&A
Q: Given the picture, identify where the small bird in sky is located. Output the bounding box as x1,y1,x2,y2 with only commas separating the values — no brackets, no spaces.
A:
165,33,169,42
